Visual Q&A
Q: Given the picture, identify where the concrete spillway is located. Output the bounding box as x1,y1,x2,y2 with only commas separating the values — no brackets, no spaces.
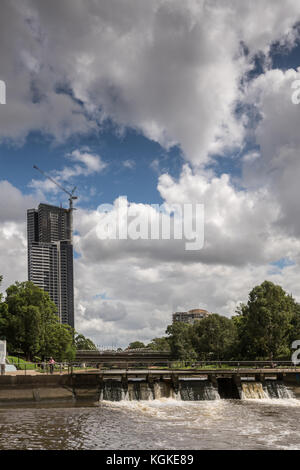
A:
87,377,294,402
0,370,298,404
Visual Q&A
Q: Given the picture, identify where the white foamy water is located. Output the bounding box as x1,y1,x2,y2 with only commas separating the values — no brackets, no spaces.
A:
1,397,300,449
240,381,296,402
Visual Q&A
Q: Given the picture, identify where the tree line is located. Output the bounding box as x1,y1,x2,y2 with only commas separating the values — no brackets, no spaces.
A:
1,276,299,362
0,277,96,361
128,281,300,361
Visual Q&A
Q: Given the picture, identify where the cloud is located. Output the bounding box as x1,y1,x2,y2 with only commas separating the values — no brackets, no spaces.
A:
242,67,300,237
29,148,107,196
1,174,300,348
73,163,298,271
123,160,135,170
0,181,36,222
68,149,107,175
3,1,300,347
78,299,128,323
70,163,300,346
0,182,36,291
1,0,300,164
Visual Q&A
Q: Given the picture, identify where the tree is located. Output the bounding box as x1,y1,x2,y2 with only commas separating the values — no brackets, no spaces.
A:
147,337,170,351
166,322,197,360
235,281,295,360
127,341,146,350
230,313,248,359
75,333,97,351
286,302,300,353
45,322,76,362
192,314,238,360
0,275,7,341
0,281,75,361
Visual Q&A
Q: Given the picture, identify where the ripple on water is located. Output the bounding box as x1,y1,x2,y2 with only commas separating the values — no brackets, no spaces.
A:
0,398,300,450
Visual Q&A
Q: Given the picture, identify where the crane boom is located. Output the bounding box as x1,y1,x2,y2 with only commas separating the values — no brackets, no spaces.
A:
33,165,78,244
33,165,75,197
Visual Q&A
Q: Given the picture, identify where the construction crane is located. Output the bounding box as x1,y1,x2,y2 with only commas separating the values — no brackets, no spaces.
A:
33,165,78,244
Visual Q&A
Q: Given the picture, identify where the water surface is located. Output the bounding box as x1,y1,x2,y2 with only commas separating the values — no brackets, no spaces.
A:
1,398,300,450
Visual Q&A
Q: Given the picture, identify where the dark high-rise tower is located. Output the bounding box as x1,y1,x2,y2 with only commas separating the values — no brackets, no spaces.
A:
27,203,74,328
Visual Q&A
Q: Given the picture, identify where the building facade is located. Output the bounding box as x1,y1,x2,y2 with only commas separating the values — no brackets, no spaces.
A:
172,308,210,325
27,203,74,328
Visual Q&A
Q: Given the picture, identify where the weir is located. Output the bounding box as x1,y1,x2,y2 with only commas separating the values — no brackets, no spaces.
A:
263,380,293,399
179,379,220,401
240,381,268,399
95,377,294,402
75,372,296,402
0,369,298,404
239,380,294,399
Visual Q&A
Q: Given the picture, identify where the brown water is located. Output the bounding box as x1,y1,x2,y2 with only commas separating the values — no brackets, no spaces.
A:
1,398,300,450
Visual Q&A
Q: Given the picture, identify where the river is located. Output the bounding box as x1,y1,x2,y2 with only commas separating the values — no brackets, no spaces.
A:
0,397,300,450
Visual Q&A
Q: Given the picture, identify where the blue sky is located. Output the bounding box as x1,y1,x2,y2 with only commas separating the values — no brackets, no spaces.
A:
1,127,184,208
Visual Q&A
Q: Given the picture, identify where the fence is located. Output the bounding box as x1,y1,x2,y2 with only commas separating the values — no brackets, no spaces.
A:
2,359,300,375
4,359,74,376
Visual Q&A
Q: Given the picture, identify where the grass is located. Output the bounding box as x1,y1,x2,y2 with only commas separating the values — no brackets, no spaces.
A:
6,357,96,373
168,362,236,370
7,356,38,370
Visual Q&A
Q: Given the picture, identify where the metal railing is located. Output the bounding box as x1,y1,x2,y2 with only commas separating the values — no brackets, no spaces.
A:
4,360,74,375
2,359,300,376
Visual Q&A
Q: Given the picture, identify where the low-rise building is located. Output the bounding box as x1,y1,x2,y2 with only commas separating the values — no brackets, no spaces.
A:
172,308,210,324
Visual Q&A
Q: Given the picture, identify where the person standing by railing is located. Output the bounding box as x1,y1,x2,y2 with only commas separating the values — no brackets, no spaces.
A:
48,357,55,374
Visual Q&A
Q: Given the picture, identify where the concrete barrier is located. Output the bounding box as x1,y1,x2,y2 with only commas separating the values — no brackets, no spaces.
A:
0,374,74,404
1,369,300,404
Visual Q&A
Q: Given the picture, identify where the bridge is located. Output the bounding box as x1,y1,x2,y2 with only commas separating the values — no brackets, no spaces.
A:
75,349,171,364
71,366,300,384
75,351,300,370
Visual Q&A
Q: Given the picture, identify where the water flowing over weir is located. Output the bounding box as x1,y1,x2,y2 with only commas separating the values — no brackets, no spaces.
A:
179,379,220,401
98,378,293,402
100,380,128,401
240,380,294,400
240,381,268,399
263,380,293,399
100,380,169,401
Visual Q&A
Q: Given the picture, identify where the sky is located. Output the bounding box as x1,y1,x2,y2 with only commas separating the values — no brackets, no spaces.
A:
2,1,300,347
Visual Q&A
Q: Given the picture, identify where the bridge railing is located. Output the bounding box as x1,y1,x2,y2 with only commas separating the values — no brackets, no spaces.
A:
3,359,300,375
3,359,74,375
70,360,300,372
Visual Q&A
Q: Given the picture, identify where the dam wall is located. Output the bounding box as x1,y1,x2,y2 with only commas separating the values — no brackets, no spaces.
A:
0,370,299,404
0,374,74,404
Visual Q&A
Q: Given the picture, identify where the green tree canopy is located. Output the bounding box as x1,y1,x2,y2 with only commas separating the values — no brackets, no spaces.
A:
235,281,296,360
75,333,97,351
147,336,170,352
0,281,75,361
191,314,238,360
127,341,146,349
166,322,197,360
